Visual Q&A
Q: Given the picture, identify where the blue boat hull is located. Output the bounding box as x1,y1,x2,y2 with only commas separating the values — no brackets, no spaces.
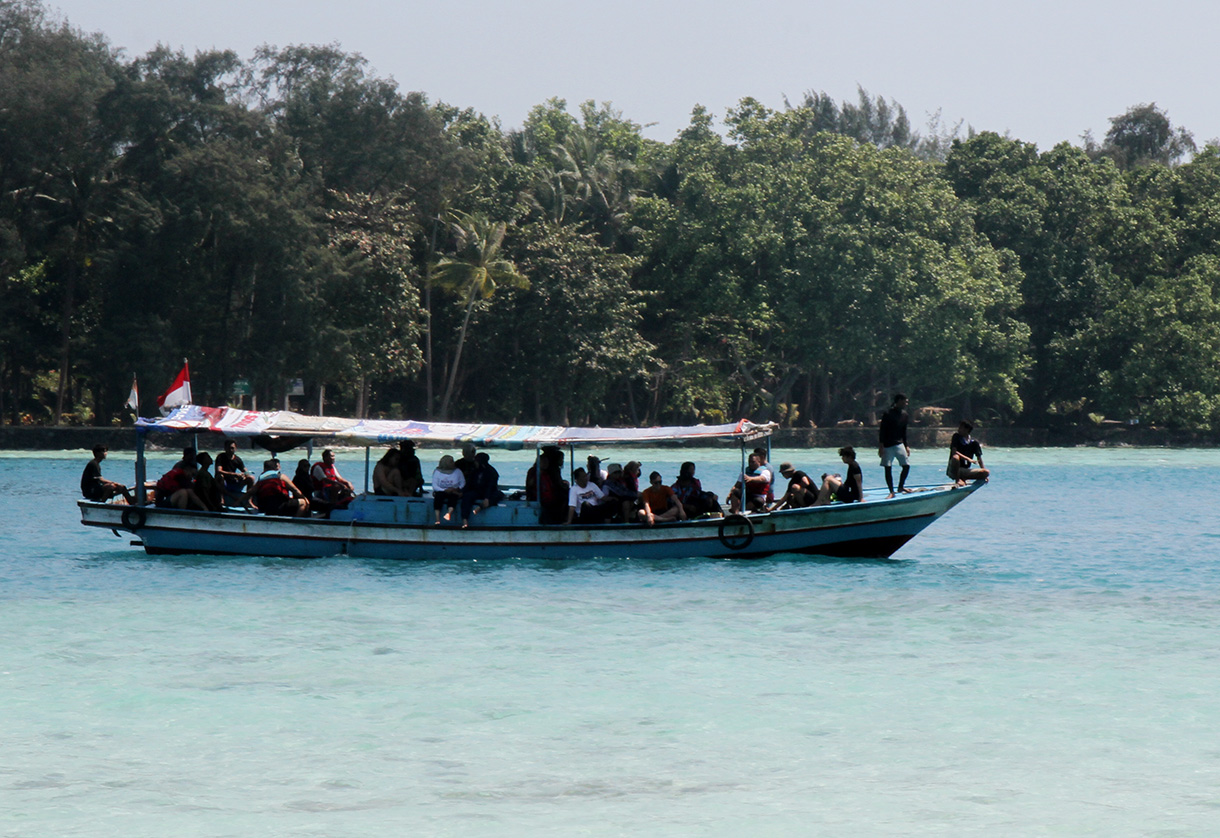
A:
80,483,981,561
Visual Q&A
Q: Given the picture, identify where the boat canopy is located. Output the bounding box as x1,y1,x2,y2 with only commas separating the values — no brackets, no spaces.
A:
138,406,776,450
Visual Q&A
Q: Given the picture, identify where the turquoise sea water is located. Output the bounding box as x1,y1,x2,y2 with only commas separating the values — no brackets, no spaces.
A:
4,447,1220,836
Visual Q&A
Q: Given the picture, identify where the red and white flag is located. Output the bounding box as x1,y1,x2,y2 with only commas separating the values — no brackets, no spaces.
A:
157,361,192,415
125,374,139,412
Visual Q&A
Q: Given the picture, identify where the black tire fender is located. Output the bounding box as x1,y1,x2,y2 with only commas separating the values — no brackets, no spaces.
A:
717,514,755,552
121,507,147,530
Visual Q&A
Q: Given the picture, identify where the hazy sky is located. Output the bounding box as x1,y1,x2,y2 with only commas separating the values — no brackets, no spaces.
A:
47,0,1220,149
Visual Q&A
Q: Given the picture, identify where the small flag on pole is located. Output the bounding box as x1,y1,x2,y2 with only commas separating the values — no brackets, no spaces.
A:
125,374,139,412
157,361,192,415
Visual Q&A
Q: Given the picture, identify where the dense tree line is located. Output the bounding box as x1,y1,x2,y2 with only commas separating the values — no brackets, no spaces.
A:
4,0,1220,430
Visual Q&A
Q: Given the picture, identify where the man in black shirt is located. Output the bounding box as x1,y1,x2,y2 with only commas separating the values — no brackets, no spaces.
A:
948,421,990,486
80,444,135,504
397,440,423,496
814,447,864,504
878,393,911,498
215,438,255,506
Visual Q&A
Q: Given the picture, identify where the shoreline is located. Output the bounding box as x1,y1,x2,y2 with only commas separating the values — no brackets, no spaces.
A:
2,424,1215,451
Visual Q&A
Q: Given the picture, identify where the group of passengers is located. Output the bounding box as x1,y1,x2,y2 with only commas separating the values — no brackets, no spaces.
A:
82,396,991,523
85,439,358,518
562,459,707,527
724,445,865,515
501,447,720,527
370,440,503,528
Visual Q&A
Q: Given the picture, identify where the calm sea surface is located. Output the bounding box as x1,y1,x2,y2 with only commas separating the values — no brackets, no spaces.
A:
3,446,1219,836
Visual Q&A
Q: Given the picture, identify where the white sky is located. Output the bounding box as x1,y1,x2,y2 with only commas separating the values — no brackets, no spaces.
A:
48,0,1220,150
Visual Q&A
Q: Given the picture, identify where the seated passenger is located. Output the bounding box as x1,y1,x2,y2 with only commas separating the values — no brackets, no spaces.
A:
193,451,223,511
536,451,569,525
671,461,720,518
253,458,310,517
639,471,687,526
154,461,207,510
462,452,504,528
311,449,355,512
771,462,816,510
455,443,478,482
586,456,607,488
397,440,424,497
754,447,776,505
727,453,772,514
567,467,607,524
601,462,639,523
80,444,135,504
372,448,405,496
814,447,863,504
431,454,465,525
216,438,255,506
947,420,990,486
292,459,314,500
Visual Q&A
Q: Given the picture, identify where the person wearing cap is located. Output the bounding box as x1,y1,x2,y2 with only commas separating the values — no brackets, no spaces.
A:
947,421,990,486
431,454,466,524
770,462,816,510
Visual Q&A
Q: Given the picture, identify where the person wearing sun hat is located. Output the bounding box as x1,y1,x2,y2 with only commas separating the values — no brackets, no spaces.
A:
431,454,465,524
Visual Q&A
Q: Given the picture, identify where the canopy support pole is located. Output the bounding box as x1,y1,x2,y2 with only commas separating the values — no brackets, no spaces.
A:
135,428,147,506
363,446,371,494
737,441,747,512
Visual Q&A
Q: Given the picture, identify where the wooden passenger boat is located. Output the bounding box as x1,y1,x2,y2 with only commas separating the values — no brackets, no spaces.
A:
78,406,982,560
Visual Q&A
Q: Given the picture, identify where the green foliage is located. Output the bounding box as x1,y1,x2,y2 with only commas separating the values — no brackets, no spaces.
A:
466,222,651,423
430,211,528,419
1095,103,1195,170
633,104,1029,424
322,190,424,381
4,0,1220,433
1089,256,1220,429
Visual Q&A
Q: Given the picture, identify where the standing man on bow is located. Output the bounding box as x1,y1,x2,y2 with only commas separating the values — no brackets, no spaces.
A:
879,393,912,499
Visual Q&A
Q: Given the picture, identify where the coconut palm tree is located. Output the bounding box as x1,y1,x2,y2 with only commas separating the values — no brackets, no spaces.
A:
431,211,528,419
552,126,636,243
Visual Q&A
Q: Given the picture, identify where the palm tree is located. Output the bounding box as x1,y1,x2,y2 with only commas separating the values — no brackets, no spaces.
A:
431,211,529,419
552,126,636,241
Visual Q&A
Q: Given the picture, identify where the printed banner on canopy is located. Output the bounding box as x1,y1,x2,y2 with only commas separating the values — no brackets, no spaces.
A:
137,406,775,448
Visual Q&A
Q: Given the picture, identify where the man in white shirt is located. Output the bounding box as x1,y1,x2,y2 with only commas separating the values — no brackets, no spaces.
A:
567,467,607,524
